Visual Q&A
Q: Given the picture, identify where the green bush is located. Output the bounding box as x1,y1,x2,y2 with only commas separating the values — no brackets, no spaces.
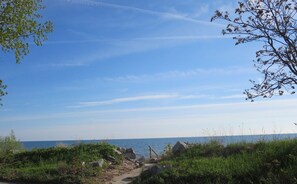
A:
0,130,24,156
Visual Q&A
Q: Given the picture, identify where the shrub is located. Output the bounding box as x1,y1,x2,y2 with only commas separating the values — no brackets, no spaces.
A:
0,130,24,156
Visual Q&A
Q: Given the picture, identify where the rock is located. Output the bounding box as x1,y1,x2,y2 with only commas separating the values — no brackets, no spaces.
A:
137,156,145,163
117,147,126,153
144,165,172,176
124,148,136,159
149,158,159,163
113,148,122,155
149,165,163,175
89,159,105,168
134,162,140,168
172,141,188,154
136,156,145,167
105,155,116,163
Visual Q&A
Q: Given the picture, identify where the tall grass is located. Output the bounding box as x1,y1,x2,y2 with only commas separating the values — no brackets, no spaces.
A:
136,139,297,184
0,142,121,184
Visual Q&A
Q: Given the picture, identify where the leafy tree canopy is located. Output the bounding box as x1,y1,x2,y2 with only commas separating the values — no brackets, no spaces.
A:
212,0,297,101
0,0,53,105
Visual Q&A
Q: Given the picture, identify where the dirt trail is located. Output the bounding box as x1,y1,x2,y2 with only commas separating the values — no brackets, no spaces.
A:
97,159,139,184
111,167,142,184
110,163,155,184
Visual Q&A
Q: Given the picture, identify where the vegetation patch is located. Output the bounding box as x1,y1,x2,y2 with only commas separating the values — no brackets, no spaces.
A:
135,139,297,184
0,140,122,184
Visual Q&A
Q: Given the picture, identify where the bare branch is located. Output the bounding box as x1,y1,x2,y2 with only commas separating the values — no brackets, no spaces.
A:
212,0,297,101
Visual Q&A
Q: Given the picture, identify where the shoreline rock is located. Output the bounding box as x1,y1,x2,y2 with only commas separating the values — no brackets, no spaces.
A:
172,141,188,154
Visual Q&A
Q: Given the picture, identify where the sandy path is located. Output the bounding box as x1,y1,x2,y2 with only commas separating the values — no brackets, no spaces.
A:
110,163,156,184
111,167,143,184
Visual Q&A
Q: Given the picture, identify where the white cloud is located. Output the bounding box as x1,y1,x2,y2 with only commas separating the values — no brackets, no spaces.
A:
179,95,211,100
2,97,297,123
40,1,232,68
69,94,179,108
191,4,210,18
66,0,224,27
5,98,297,140
220,94,245,99
46,39,186,67
42,35,232,46
135,35,232,41
42,35,234,68
104,66,254,82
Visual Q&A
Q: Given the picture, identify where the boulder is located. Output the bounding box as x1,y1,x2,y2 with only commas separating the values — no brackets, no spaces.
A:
117,147,126,153
113,148,122,155
136,156,145,167
89,159,105,168
172,141,188,154
137,156,145,163
124,148,136,159
148,165,163,175
149,158,159,163
105,155,116,163
144,165,172,176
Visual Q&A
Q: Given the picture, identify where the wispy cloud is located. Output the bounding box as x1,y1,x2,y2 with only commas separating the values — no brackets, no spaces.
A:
68,92,248,109
179,95,211,100
47,35,230,67
69,94,179,108
220,94,245,100
44,39,186,67
103,66,254,82
42,1,230,68
42,39,109,45
42,35,232,46
66,0,224,28
2,98,297,123
191,4,210,18
135,35,232,41
48,62,89,67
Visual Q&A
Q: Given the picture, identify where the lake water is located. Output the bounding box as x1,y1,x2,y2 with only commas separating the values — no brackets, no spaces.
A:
22,133,297,158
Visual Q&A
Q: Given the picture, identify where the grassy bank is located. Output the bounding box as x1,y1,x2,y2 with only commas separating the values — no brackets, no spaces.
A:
135,139,297,184
0,143,122,184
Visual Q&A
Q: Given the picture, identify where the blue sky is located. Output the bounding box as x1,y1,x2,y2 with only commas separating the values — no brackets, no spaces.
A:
1,0,297,141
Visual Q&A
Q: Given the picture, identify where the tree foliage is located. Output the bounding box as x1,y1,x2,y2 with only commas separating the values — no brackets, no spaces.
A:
0,80,7,105
211,0,297,101
0,0,53,105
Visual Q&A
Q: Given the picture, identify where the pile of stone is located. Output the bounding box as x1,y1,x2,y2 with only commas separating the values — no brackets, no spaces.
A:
120,147,145,167
144,141,189,176
85,147,145,168
85,141,189,170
